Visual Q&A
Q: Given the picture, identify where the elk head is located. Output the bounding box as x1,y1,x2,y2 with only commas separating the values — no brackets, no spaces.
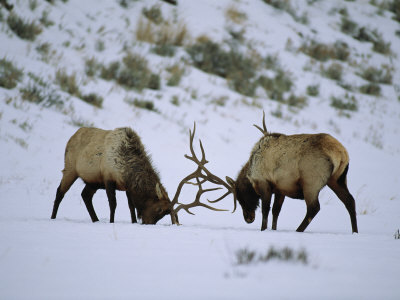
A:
170,123,237,225
141,183,171,225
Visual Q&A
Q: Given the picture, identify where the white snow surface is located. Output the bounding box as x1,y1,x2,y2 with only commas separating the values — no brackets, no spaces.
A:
1,0,400,299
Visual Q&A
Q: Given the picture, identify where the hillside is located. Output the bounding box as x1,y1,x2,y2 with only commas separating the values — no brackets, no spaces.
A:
1,0,400,299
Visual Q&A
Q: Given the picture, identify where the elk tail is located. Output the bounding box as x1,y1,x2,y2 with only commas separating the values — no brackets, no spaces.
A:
337,163,349,186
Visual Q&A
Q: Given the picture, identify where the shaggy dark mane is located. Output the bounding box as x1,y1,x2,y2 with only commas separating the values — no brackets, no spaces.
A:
236,162,260,211
117,128,162,196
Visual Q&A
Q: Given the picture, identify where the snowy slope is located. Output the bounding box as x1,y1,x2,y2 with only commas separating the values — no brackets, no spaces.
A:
1,0,400,299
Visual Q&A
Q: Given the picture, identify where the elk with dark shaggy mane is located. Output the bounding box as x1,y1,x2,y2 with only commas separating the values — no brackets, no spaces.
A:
51,125,233,225
51,127,171,224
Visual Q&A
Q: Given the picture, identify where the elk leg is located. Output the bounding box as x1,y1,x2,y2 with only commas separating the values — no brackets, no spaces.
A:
272,193,285,230
328,181,358,233
81,184,99,222
51,172,77,219
126,191,137,223
259,184,272,231
105,181,117,223
296,188,321,232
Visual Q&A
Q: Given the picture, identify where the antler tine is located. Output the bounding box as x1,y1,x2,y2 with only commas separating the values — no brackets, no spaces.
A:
170,123,236,224
185,122,208,165
174,178,228,216
253,110,268,135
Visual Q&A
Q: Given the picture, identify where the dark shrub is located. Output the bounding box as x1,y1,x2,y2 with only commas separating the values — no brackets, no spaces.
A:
81,93,104,108
7,13,42,41
307,84,319,96
359,83,381,96
0,58,23,89
187,39,258,96
330,95,358,111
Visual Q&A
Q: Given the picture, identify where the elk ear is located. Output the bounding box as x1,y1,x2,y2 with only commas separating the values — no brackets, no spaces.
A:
226,176,235,187
156,183,163,199
156,183,168,200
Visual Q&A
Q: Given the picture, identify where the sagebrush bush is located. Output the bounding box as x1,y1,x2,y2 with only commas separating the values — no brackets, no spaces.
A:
20,72,64,108
170,95,180,106
148,73,161,90
40,10,54,27
322,63,343,81
358,66,392,84
225,4,247,24
300,40,350,62
100,61,120,80
36,42,51,56
330,95,358,111
136,17,189,47
359,83,381,96
389,0,400,22
263,0,308,24
81,93,104,108
133,98,156,111
372,35,391,55
265,54,279,70
340,16,358,36
151,44,176,57
29,0,38,11
287,94,308,108
167,64,185,86
235,246,308,265
341,18,392,55
100,53,158,91
187,39,258,96
307,84,319,96
142,5,163,24
20,84,44,104
7,13,42,41
85,57,102,77
118,53,152,90
187,39,231,77
0,58,23,89
55,69,81,97
258,69,293,101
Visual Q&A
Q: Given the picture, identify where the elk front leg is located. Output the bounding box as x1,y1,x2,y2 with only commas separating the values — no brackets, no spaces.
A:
257,183,272,231
105,181,117,223
272,193,285,230
126,191,137,223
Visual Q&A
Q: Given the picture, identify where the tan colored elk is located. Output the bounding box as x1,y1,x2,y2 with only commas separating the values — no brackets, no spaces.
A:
51,125,231,225
204,112,358,233
229,113,358,232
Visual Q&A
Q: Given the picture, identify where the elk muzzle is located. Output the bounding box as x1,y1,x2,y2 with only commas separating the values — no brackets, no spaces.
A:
243,210,255,223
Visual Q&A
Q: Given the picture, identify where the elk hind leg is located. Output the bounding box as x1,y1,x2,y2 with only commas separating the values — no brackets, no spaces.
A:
105,181,117,223
81,184,99,222
272,193,285,230
328,165,358,233
296,188,321,232
51,171,77,219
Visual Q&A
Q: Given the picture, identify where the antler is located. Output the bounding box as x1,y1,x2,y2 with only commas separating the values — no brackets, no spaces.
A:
253,110,268,135
170,123,236,225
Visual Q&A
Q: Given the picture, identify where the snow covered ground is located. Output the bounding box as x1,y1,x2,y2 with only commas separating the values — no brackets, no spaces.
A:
1,0,400,299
